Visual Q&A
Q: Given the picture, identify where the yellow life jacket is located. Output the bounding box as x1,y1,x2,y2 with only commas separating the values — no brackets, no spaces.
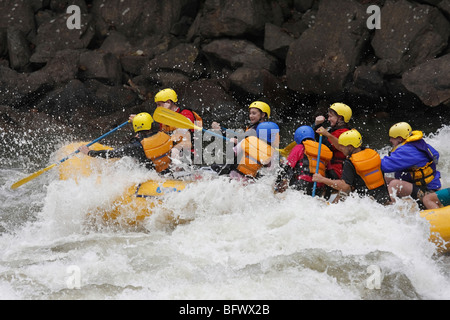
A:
350,148,385,190
303,140,333,176
392,131,436,187
140,132,173,173
410,162,435,187
237,136,273,177
391,130,423,153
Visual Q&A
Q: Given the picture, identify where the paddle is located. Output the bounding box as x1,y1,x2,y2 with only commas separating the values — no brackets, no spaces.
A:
153,107,230,141
10,121,130,190
154,108,298,155
278,141,297,158
312,135,323,197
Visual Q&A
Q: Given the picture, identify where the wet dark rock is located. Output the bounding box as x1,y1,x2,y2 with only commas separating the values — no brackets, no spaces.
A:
1,0,450,134
0,29,8,58
0,0,36,40
98,31,133,56
36,79,90,121
229,67,284,99
120,55,148,77
286,0,370,95
82,79,141,115
280,12,309,39
372,0,450,76
79,50,122,85
347,64,385,100
264,23,296,60
50,0,88,13
140,71,191,89
90,0,199,39
31,12,95,63
34,10,56,29
144,43,202,78
439,1,450,18
194,0,278,38
294,0,316,12
0,49,80,108
180,79,243,128
402,53,450,107
98,32,173,71
203,39,280,74
7,27,32,71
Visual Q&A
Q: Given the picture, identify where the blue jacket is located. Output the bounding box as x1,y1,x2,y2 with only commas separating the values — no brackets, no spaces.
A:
381,139,441,190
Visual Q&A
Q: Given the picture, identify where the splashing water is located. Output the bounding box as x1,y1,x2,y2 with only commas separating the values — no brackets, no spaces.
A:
1,124,450,300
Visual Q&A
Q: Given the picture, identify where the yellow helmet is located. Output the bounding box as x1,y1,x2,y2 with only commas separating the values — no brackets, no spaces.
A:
249,101,271,118
154,88,178,103
389,122,412,139
338,129,362,148
133,112,153,132
330,103,352,123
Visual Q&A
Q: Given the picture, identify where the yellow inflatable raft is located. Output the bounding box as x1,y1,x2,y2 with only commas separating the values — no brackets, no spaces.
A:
56,143,450,251
57,142,192,227
420,207,450,252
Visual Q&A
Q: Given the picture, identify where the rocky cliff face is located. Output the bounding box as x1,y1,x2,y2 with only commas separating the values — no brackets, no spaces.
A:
0,0,449,136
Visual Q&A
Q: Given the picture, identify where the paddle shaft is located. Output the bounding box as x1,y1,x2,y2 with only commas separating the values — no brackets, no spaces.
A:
153,107,230,141
202,128,231,141
154,108,301,158
312,135,323,197
11,120,130,189
59,120,130,163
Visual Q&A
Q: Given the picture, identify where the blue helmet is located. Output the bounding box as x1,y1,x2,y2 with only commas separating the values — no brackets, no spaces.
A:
256,122,279,144
294,126,315,144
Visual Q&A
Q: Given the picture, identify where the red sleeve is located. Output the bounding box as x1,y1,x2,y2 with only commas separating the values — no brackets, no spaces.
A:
330,128,350,140
328,128,349,167
287,144,305,168
180,109,195,124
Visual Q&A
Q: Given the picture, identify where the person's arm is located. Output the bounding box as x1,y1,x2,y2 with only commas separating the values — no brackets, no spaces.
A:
312,173,352,193
381,145,418,173
234,140,243,156
274,146,303,193
427,143,440,164
316,126,337,145
316,127,348,153
80,139,142,159
171,129,192,152
286,145,303,168
312,160,354,193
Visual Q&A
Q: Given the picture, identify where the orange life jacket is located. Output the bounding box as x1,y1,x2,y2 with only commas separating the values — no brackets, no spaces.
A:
140,132,173,173
350,148,385,190
237,136,273,177
302,140,333,176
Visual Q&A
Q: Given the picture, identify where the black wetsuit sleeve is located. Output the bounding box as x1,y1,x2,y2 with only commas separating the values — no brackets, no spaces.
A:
87,139,145,160
341,160,357,187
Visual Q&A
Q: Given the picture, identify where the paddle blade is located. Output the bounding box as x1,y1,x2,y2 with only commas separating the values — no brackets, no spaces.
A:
277,141,297,158
10,120,129,190
153,107,202,131
10,163,57,190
